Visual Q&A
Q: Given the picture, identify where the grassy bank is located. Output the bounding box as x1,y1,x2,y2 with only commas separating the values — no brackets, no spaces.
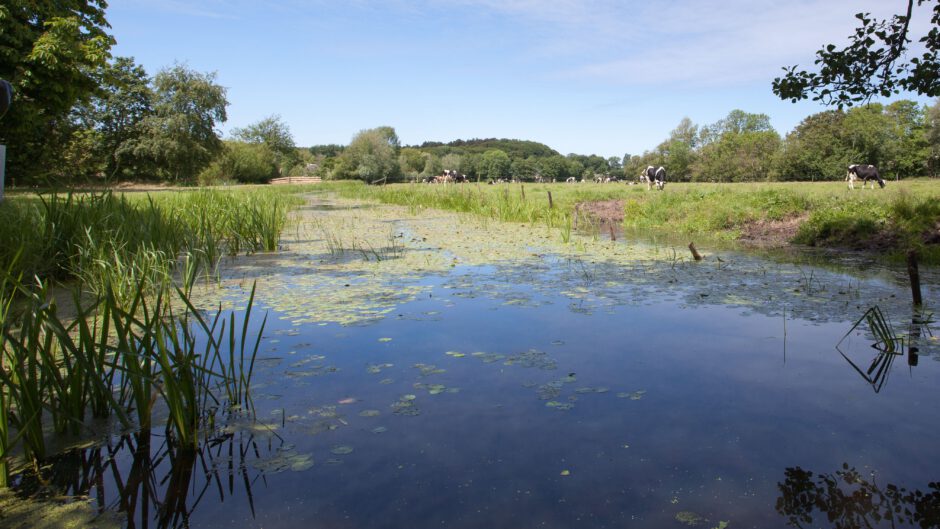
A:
0,186,302,299
321,179,940,264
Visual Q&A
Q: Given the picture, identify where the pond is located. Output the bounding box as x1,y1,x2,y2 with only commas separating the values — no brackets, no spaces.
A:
8,196,940,528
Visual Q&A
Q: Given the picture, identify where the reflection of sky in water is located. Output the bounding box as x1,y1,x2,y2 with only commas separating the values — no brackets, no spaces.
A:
171,282,940,529
31,199,940,528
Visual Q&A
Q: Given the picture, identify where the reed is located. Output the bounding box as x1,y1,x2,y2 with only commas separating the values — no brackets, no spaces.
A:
0,188,297,299
0,273,266,481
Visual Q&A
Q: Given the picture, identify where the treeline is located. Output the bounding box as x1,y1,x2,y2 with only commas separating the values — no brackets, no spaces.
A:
312,133,627,183
310,103,940,185
633,103,940,183
3,4,939,186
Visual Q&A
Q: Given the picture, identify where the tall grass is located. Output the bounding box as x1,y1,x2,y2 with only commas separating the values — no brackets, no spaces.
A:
321,180,940,262
0,272,267,482
0,187,299,300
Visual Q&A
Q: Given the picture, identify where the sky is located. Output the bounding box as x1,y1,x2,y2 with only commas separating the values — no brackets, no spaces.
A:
108,1,938,159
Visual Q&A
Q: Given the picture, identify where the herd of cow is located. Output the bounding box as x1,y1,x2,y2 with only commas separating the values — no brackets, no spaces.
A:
422,164,886,190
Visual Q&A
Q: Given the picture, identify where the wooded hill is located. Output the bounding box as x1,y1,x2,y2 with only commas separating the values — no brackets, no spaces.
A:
411,138,560,160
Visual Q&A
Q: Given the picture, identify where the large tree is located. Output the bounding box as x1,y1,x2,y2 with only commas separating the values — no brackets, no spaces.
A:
0,0,114,183
230,115,298,174
773,1,940,107
72,56,154,180
695,110,781,182
125,64,228,182
339,126,402,182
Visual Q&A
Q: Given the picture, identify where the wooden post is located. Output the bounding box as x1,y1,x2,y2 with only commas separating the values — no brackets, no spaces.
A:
907,250,922,306
609,224,616,241
547,191,553,209
520,184,525,201
688,242,703,261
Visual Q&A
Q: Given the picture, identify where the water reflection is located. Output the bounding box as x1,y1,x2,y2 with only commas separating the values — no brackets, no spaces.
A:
776,464,940,528
12,426,274,529
836,308,937,393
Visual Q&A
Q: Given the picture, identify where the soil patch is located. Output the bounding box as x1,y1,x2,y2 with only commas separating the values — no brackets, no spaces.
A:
737,213,808,248
574,199,625,224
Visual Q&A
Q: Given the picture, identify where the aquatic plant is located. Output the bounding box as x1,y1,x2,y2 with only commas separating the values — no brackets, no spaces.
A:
0,273,266,481
0,188,298,300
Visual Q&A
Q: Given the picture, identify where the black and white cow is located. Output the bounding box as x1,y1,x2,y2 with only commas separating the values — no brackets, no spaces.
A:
641,166,666,191
846,164,885,189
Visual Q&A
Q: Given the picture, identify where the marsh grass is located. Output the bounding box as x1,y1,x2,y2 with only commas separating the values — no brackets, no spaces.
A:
0,187,298,301
0,273,266,482
321,180,940,263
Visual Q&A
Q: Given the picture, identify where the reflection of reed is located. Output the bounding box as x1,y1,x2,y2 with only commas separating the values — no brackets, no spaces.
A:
837,306,905,393
12,426,271,529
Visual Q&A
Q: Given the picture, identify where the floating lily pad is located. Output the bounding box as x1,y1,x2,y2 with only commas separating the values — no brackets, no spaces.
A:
359,409,380,417
617,390,646,400
675,511,703,526
330,445,354,455
378,337,392,342
372,426,388,434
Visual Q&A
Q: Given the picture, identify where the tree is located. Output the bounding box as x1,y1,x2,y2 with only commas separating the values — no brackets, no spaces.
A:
440,153,462,174
695,110,781,182
479,149,511,180
230,115,298,174
927,98,940,175
773,1,940,107
510,157,537,181
538,155,569,181
199,140,278,185
125,64,228,182
71,56,154,180
0,0,114,182
398,147,425,179
775,110,851,181
339,126,401,182
884,99,930,176
842,103,892,167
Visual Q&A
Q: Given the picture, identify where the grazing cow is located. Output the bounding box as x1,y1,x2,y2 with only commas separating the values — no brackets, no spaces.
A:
566,176,577,183
641,166,666,191
846,164,885,189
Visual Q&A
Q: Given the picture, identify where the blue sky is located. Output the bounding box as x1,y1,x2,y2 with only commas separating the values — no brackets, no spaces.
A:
109,1,937,158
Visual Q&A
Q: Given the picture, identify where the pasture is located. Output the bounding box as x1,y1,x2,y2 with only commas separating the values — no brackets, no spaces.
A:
0,181,938,528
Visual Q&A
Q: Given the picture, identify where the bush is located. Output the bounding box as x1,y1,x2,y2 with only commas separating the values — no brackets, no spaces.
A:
199,141,279,185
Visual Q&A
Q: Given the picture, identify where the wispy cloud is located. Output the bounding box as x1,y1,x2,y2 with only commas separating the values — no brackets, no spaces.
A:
425,0,937,87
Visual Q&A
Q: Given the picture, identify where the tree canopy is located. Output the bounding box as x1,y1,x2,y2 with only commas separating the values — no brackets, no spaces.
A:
773,1,940,107
0,0,114,181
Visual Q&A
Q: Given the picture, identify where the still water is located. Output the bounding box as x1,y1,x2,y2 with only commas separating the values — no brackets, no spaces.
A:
12,198,940,528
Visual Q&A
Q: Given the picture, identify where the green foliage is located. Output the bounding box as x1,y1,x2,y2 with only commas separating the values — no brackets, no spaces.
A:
480,149,511,180
322,180,940,263
793,197,891,248
79,57,155,180
124,64,228,182
0,273,265,471
0,188,297,299
0,1,114,183
773,1,940,107
416,138,559,160
694,112,782,183
230,114,298,174
337,126,402,182
200,141,278,185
